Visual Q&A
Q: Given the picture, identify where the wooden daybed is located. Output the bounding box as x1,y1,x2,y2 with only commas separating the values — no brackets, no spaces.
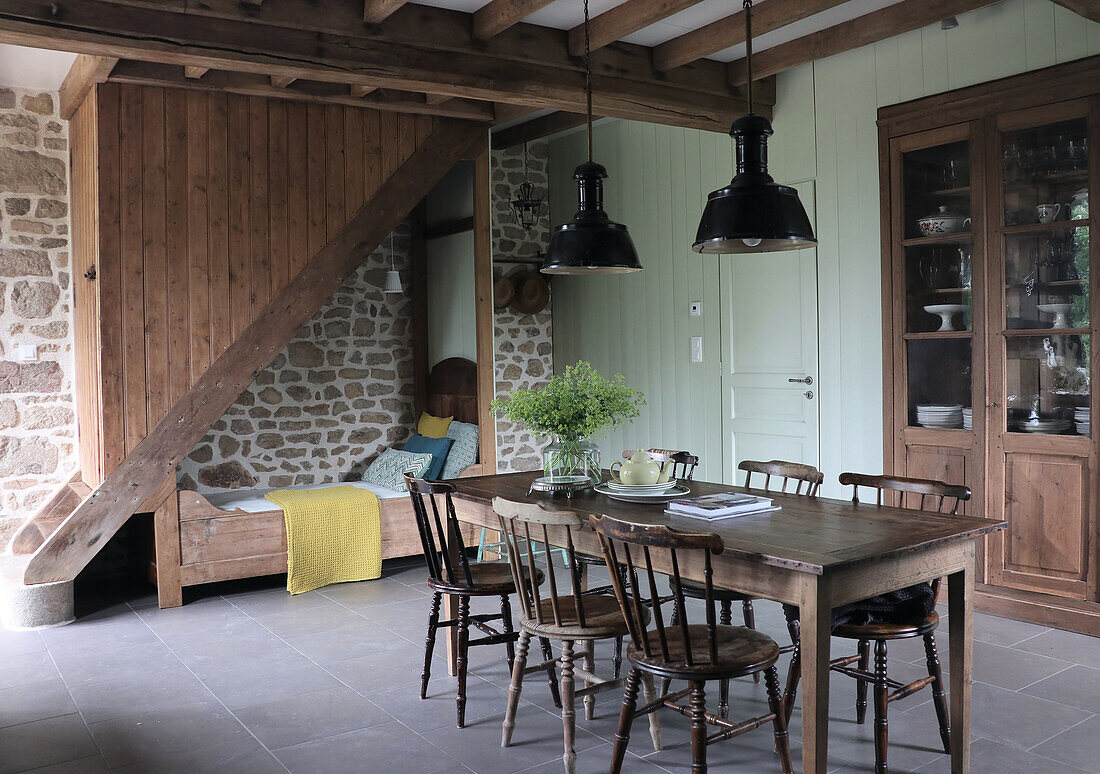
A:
151,358,487,608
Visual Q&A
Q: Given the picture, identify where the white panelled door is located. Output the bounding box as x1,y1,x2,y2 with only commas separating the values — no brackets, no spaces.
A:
720,181,819,484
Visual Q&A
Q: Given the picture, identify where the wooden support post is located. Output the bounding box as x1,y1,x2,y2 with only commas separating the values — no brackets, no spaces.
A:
59,55,118,120
409,201,429,419
153,487,183,608
472,139,497,474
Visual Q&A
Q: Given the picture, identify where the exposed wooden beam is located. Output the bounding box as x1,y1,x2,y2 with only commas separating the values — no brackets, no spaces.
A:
270,75,296,88
23,117,487,586
58,54,117,119
654,0,847,71
727,0,998,84
425,93,450,105
363,0,410,24
183,65,209,79
107,61,496,121
474,0,557,40
568,0,705,56
492,111,587,148
1052,0,1100,23
350,85,378,98
0,0,753,131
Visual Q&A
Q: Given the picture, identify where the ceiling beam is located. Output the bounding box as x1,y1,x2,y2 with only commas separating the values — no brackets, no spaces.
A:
183,65,209,79
1051,0,1100,23
492,111,588,148
270,75,297,88
107,61,497,121
654,0,847,72
425,93,450,105
363,0,409,24
474,0,557,40
568,0,706,56
0,0,753,132
350,85,378,98
727,0,998,84
58,54,117,119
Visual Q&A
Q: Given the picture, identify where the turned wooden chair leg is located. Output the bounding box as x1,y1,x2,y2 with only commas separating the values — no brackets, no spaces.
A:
502,631,530,747
456,595,471,728
581,639,596,721
782,606,801,722
613,635,623,679
764,666,794,774
873,639,889,774
560,640,578,774
539,637,562,708
610,668,642,774
661,607,680,698
640,673,663,751
856,639,870,724
500,594,516,669
689,681,708,774
924,632,951,754
740,599,760,684
717,599,734,710
420,592,442,700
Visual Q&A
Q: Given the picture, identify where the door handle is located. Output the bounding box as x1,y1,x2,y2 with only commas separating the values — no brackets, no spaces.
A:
789,376,813,385
804,390,814,400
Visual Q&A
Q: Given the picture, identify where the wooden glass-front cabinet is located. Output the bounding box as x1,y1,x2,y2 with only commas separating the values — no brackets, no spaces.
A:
880,57,1100,633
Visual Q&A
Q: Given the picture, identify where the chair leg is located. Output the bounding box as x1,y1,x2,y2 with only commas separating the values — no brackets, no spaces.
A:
689,681,708,774
502,631,530,747
873,639,889,774
540,637,562,708
924,632,951,755
560,640,577,774
500,594,516,669
420,592,442,700
764,666,794,774
610,668,642,774
613,636,623,679
856,639,870,724
741,600,759,685
660,607,680,698
581,639,596,721
640,673,663,751
456,595,471,728
782,606,801,722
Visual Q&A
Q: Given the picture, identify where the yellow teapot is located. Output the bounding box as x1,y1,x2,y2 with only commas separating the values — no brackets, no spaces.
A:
609,450,673,485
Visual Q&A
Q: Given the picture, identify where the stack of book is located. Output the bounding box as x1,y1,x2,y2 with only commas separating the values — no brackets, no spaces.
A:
666,492,778,520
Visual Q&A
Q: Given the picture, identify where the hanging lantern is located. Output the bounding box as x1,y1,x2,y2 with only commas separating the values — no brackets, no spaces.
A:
510,143,545,233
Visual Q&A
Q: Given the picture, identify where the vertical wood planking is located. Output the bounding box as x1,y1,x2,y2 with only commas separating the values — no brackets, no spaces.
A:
398,114,417,164
286,102,309,277
268,100,289,293
249,97,270,313
142,87,169,435
344,106,365,216
119,85,146,454
325,105,346,241
362,108,382,199
227,95,252,339
207,92,231,359
186,91,210,382
96,84,124,478
306,104,327,260
165,89,190,407
381,111,401,180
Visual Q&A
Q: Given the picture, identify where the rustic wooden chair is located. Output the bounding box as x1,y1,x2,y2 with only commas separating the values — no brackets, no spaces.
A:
405,476,560,728
667,459,824,714
494,498,662,773
591,514,793,774
783,472,969,773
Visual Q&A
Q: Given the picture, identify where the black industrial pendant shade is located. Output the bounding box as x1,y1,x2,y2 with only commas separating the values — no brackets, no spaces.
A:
541,0,640,275
692,0,816,254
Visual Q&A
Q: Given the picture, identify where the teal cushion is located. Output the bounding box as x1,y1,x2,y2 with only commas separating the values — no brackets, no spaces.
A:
441,421,479,479
361,449,433,491
402,433,454,480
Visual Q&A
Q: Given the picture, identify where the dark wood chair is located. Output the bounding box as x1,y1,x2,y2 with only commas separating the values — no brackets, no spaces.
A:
591,514,794,774
669,459,824,713
405,476,560,728
783,472,969,773
494,498,661,773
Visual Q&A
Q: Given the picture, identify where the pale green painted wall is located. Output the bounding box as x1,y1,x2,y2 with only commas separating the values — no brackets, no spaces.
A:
426,231,476,368
550,0,1100,496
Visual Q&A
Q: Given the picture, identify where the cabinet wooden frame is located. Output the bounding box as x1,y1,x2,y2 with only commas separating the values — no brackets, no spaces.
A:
879,54,1100,632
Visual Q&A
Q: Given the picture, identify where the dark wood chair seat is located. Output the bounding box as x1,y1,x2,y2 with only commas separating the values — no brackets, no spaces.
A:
428,563,544,596
631,625,779,681
522,594,643,639
832,611,939,641
679,577,753,602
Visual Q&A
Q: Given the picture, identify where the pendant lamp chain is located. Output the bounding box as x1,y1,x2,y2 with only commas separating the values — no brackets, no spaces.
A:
744,0,753,114
584,0,593,162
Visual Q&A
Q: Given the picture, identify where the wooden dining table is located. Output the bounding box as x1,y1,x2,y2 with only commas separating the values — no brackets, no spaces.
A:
446,470,1007,774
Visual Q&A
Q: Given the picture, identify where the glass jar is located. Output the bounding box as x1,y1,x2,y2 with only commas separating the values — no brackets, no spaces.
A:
542,436,601,483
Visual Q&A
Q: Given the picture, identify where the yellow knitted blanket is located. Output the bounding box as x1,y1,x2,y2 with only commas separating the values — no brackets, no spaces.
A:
264,486,382,595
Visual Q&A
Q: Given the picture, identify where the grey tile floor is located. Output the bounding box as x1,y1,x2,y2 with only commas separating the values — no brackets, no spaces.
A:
2,558,1098,774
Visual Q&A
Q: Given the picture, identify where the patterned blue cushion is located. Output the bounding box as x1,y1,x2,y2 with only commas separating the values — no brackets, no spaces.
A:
402,433,454,480
441,421,479,479
361,449,433,491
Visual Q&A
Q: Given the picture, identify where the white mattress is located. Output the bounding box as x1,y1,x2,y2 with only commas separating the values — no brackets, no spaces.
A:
204,480,407,514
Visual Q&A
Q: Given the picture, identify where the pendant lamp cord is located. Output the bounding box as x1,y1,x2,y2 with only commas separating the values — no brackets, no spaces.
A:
584,0,593,162
744,0,754,115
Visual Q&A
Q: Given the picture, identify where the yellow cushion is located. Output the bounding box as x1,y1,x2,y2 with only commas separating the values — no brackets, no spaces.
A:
418,412,453,438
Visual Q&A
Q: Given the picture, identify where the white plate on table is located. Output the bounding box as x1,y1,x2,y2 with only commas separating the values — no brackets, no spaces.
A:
594,483,690,503
604,480,679,493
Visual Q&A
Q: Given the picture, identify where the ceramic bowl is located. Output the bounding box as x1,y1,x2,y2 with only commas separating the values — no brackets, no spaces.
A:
918,205,971,236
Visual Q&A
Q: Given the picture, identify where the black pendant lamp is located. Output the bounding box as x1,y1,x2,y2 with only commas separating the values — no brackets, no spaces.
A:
540,0,641,275
692,0,816,254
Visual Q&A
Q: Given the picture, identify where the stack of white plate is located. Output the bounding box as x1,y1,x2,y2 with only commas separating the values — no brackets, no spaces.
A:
962,407,973,430
1020,418,1072,434
604,480,678,494
917,404,964,428
1075,407,1090,436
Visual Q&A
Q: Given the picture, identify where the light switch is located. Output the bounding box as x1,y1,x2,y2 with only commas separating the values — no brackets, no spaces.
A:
690,336,703,362
689,302,702,316
16,344,37,362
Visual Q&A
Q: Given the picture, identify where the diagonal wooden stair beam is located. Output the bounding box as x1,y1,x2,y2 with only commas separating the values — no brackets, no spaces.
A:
22,117,487,586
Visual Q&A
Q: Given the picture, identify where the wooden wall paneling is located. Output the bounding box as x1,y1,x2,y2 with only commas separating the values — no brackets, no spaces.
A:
186,91,211,383
268,100,289,293
362,109,382,201
227,95,252,340
381,111,401,179
285,102,309,278
165,88,190,408
249,97,271,312
207,92,231,360
119,85,146,455
344,106,365,216
306,104,327,259
398,114,417,163
325,105,346,241
416,114,434,146
142,86,169,435
95,85,123,479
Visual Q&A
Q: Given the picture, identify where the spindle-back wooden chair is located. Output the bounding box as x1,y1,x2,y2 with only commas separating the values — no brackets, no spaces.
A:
494,498,661,773
406,476,560,727
591,514,793,774
783,473,969,773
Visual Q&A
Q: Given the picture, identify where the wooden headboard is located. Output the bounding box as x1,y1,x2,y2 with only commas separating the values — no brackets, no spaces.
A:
427,357,479,425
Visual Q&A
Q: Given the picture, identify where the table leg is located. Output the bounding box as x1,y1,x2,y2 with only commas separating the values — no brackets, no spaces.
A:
948,544,974,774
800,574,832,774
445,593,460,677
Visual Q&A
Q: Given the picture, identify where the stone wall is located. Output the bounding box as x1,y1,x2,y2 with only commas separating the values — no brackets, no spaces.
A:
178,224,416,492
491,141,553,473
0,87,75,536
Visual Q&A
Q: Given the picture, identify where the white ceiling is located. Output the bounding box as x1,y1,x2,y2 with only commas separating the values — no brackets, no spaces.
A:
0,44,76,90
